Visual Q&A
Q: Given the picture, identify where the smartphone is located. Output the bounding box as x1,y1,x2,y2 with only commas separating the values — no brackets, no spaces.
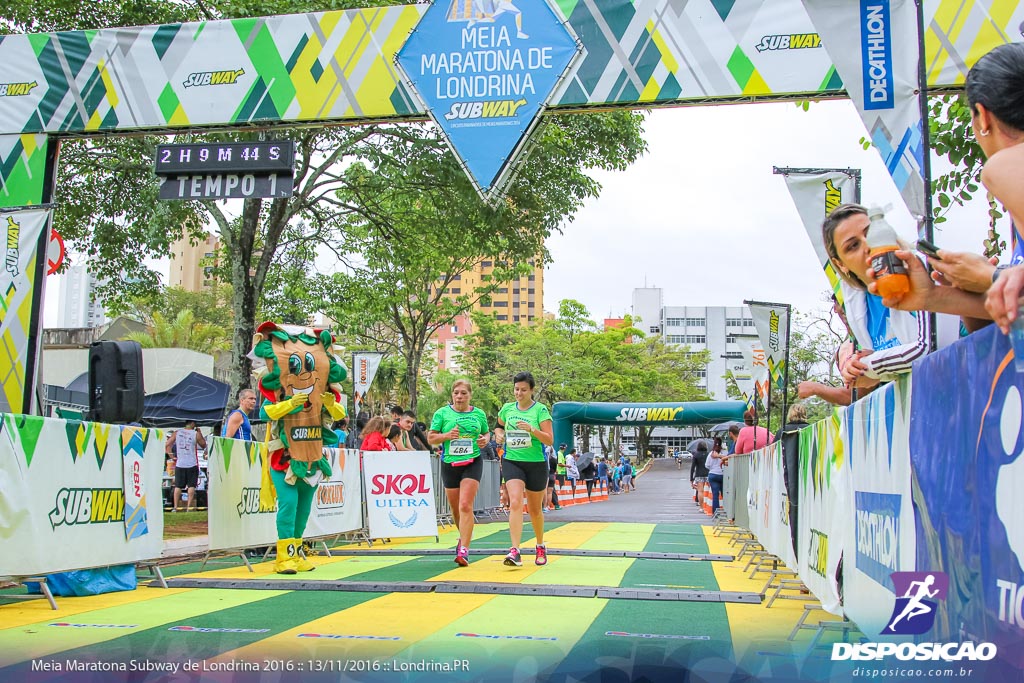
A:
915,238,942,260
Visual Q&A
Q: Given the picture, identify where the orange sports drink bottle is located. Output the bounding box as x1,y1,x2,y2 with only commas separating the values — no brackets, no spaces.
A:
866,206,910,299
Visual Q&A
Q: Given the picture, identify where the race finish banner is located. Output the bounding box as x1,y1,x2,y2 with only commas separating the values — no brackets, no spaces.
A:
746,301,791,392
0,207,49,415
842,376,916,638
798,412,848,615
802,0,927,228
352,351,385,418
0,414,164,577
909,326,1024,677
396,0,582,200
363,450,438,539
779,168,860,304
735,335,769,412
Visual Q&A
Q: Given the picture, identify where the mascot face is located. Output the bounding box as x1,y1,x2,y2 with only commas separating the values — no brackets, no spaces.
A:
254,324,344,463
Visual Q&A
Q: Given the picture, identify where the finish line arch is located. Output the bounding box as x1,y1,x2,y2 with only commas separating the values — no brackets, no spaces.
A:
551,400,746,452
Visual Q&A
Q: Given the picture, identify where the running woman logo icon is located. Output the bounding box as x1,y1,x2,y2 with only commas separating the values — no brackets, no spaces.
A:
882,571,948,635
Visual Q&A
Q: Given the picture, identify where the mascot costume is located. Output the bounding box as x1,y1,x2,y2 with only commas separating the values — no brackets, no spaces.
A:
253,322,347,574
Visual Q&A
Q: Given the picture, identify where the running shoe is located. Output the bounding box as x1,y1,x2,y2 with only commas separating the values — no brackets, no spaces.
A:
455,545,470,567
553,505,562,510
503,547,522,567
535,544,548,566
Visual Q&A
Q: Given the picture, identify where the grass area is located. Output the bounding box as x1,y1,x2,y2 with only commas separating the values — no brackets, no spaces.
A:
163,510,208,539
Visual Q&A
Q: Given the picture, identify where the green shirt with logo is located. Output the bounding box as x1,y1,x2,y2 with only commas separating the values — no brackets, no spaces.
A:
430,404,489,464
497,401,552,463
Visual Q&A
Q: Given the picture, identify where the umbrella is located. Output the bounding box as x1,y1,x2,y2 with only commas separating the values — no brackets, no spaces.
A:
686,438,712,454
576,452,595,469
709,420,744,434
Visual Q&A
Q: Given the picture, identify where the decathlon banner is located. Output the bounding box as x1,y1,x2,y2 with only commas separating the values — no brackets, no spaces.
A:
0,414,164,577
780,169,859,304
352,352,384,419
735,335,769,411
802,0,927,226
363,450,438,539
909,326,1024,675
747,301,790,392
747,441,798,569
0,207,49,415
798,412,848,615
304,448,364,538
842,376,916,636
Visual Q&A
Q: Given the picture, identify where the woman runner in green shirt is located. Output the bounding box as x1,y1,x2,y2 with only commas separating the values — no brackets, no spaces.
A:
427,379,490,567
496,371,553,567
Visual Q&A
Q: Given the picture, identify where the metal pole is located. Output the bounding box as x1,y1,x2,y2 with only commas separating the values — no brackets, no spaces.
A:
781,304,793,432
915,0,938,354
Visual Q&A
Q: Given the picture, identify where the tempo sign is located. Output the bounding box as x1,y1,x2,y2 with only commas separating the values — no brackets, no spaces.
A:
154,140,295,200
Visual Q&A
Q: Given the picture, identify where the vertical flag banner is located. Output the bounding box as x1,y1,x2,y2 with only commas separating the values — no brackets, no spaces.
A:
780,169,859,304
0,207,50,415
735,335,769,411
802,0,927,227
728,354,757,410
747,301,790,391
352,352,385,418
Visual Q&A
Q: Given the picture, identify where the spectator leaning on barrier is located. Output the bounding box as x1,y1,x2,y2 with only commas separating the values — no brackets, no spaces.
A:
360,416,396,451
733,409,775,454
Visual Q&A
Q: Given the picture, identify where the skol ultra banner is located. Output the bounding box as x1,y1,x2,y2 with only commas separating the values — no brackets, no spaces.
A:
798,411,848,615
909,325,1024,676
363,450,438,539
746,441,798,569
352,351,384,418
747,301,790,392
735,334,769,411
781,169,859,304
802,0,927,227
842,376,916,637
0,413,163,576
0,207,49,415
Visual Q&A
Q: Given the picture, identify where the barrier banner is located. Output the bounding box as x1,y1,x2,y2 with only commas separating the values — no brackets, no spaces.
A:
304,448,364,539
0,207,49,415
798,412,848,614
780,169,859,304
363,450,438,539
910,326,1024,675
0,414,163,577
842,376,916,636
747,441,798,569
747,300,790,392
207,439,364,551
735,335,770,411
802,0,927,226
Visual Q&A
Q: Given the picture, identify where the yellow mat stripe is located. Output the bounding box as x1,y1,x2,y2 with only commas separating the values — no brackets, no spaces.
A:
0,586,193,631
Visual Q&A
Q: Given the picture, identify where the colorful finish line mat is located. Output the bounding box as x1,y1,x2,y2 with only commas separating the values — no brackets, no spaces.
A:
0,522,995,682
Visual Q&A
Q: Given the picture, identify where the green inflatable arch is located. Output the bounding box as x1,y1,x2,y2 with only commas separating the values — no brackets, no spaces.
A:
551,400,747,452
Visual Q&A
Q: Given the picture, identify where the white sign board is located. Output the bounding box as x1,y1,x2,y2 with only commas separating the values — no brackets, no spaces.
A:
362,451,438,539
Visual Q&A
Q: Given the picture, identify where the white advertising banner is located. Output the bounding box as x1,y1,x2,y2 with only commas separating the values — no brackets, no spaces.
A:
747,441,798,570
363,450,438,539
352,352,384,418
747,301,790,393
0,208,50,415
207,438,365,551
0,414,164,577
842,376,915,635
304,448,364,539
735,335,769,411
802,0,927,225
121,426,152,540
797,412,849,615
781,169,859,304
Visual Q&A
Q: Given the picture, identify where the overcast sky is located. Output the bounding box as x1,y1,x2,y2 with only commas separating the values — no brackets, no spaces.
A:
45,98,991,329
544,99,990,323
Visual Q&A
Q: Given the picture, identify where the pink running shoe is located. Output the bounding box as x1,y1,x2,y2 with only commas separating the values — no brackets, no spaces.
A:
455,545,469,567
503,547,522,567
535,544,548,566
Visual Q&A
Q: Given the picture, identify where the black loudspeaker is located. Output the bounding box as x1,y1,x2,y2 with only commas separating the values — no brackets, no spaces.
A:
88,341,145,424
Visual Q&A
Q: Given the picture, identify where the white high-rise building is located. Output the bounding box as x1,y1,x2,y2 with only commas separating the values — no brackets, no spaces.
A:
56,264,108,329
631,287,757,401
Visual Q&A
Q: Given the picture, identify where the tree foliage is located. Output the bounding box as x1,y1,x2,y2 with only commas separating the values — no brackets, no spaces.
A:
125,309,231,353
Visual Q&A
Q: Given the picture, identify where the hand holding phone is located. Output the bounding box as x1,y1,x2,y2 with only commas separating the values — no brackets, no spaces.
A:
916,238,942,260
